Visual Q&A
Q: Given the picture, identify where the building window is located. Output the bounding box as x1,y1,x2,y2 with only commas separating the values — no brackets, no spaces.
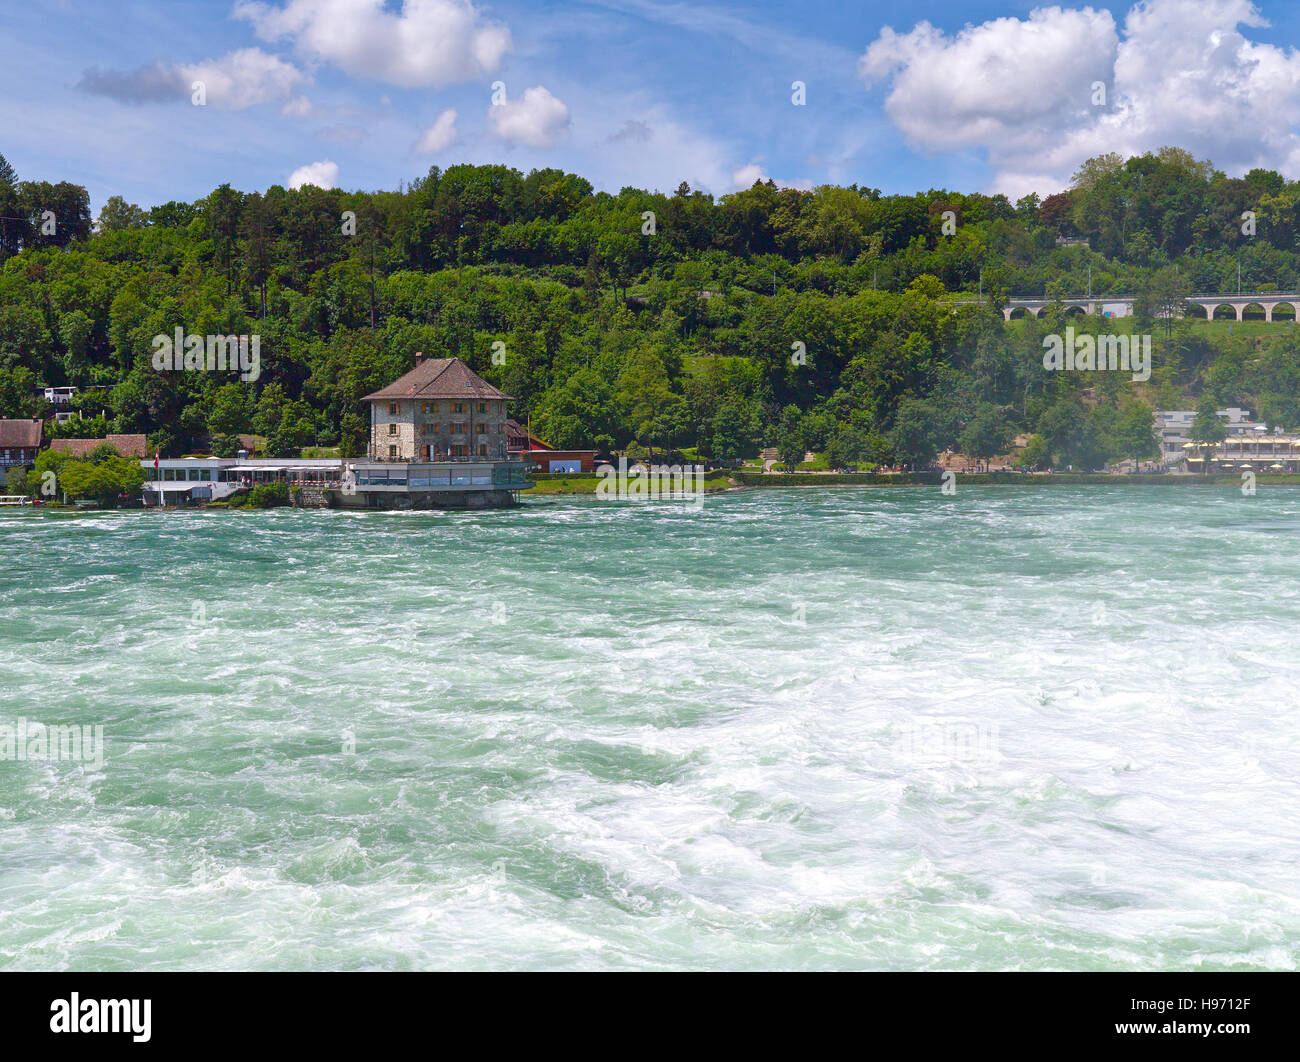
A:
388,445,398,459
478,402,486,413
453,402,464,414
478,444,487,456
388,423,398,436
388,403,399,415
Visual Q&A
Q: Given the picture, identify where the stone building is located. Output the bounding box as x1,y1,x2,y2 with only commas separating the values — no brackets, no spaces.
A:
363,355,511,462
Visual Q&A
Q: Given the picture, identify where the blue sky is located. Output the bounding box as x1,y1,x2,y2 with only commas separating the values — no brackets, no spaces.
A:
3,0,1300,214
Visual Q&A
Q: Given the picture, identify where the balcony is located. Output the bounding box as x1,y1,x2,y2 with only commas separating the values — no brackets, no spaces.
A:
366,451,508,462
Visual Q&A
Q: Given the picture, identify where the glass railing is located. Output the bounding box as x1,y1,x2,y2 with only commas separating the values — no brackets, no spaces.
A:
353,461,530,489
367,453,508,462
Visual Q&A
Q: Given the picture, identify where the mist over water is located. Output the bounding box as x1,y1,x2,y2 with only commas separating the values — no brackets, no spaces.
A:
2,486,1298,970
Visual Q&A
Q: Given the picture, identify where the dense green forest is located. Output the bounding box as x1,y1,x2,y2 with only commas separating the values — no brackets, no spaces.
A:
3,144,1300,471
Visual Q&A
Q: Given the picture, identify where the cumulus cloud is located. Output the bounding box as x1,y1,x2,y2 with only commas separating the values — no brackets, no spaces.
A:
288,159,339,189
487,86,570,148
860,8,1118,154
184,49,308,109
860,0,1300,196
79,48,306,109
415,109,458,154
282,95,313,117
235,0,510,88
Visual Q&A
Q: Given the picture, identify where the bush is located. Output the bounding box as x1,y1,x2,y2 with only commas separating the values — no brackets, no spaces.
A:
55,453,145,505
210,433,242,458
247,481,290,508
4,465,31,496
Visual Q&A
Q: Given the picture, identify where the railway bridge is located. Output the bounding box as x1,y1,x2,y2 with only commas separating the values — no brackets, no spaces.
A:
952,293,1300,322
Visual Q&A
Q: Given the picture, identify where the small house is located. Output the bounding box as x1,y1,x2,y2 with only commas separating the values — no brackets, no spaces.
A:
0,419,44,470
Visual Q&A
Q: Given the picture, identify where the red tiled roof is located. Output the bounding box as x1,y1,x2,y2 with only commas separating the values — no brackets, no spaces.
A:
0,419,43,449
49,439,96,457
505,419,551,450
363,357,512,402
109,434,148,458
50,434,147,459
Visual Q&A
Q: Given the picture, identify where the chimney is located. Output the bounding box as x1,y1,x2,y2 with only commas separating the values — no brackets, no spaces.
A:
414,351,424,366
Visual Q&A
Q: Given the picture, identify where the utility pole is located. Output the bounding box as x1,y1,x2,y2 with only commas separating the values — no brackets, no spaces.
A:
1087,263,1091,298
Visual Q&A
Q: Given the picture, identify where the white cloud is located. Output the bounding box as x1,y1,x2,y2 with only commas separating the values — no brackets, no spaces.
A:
860,9,1118,156
287,159,339,189
235,0,510,88
282,94,313,117
487,86,570,148
415,108,458,154
79,48,306,110
860,0,1300,195
181,48,307,109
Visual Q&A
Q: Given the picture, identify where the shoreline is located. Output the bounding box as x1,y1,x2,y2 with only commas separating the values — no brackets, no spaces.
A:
7,471,1298,514
731,471,1300,488
530,470,1300,493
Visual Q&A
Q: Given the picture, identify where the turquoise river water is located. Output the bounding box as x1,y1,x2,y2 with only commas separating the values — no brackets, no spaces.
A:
1,486,1298,969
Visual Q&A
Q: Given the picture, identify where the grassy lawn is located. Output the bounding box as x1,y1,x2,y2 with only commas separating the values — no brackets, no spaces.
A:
1183,318,1297,338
